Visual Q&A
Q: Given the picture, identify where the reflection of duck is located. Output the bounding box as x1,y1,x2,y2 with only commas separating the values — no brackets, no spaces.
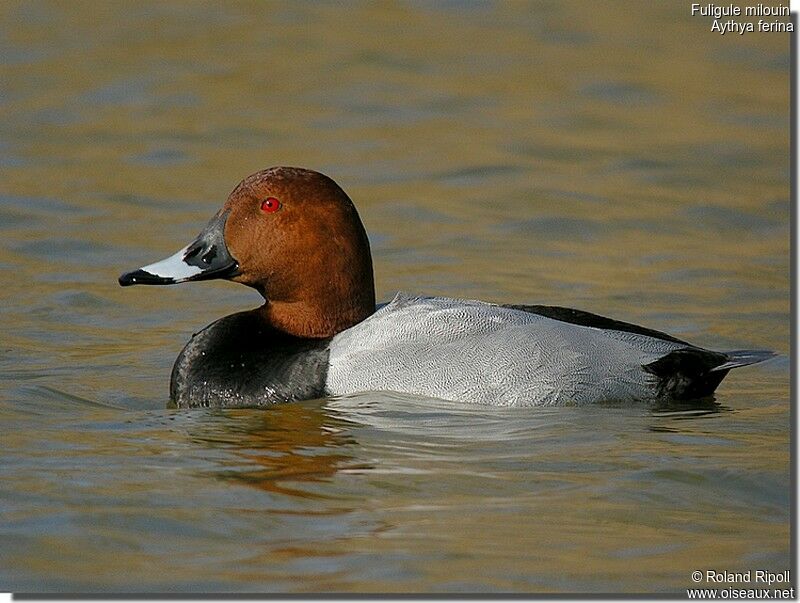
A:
120,167,774,407
187,402,361,497
648,397,727,431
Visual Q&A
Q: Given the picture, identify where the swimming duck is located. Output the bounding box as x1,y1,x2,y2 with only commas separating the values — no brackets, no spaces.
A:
119,167,774,407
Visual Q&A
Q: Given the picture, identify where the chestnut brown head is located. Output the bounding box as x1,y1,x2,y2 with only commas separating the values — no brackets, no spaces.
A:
120,167,376,338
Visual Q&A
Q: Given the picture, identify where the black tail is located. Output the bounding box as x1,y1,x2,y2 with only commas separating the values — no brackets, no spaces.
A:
644,348,775,400
709,349,777,372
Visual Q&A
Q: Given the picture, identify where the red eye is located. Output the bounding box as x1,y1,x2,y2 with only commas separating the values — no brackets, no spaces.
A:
260,197,281,213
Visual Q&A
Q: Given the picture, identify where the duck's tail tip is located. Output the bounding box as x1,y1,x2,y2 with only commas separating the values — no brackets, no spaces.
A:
711,349,777,372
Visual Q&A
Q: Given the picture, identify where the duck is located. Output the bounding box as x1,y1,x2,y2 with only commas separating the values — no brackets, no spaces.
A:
119,166,774,408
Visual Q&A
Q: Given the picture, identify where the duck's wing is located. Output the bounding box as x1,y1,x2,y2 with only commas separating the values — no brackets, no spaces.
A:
501,304,690,345
332,297,684,405
503,303,774,400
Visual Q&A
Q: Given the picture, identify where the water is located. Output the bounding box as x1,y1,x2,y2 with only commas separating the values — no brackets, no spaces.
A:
0,0,790,594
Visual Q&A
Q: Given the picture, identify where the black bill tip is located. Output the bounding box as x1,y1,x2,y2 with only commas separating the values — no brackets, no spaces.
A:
119,269,176,287
119,209,238,288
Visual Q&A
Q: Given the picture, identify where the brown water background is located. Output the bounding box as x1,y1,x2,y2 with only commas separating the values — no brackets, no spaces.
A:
0,1,791,594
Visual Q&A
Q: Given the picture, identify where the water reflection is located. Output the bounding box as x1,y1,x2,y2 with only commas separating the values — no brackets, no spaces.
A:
186,402,367,498
648,402,729,432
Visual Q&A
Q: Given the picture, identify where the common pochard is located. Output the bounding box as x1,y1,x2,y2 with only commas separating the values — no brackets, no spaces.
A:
119,167,774,407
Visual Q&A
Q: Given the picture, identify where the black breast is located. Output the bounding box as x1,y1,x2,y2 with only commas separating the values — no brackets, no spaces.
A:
170,310,331,408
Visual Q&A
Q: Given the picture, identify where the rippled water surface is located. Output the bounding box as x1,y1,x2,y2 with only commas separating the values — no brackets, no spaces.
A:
0,0,791,594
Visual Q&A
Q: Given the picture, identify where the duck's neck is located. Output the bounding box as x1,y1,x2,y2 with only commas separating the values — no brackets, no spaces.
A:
260,292,375,339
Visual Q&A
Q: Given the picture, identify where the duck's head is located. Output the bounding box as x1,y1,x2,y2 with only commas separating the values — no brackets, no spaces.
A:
119,167,376,338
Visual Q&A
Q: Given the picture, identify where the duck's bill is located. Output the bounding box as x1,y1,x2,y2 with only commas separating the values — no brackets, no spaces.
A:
119,209,239,287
